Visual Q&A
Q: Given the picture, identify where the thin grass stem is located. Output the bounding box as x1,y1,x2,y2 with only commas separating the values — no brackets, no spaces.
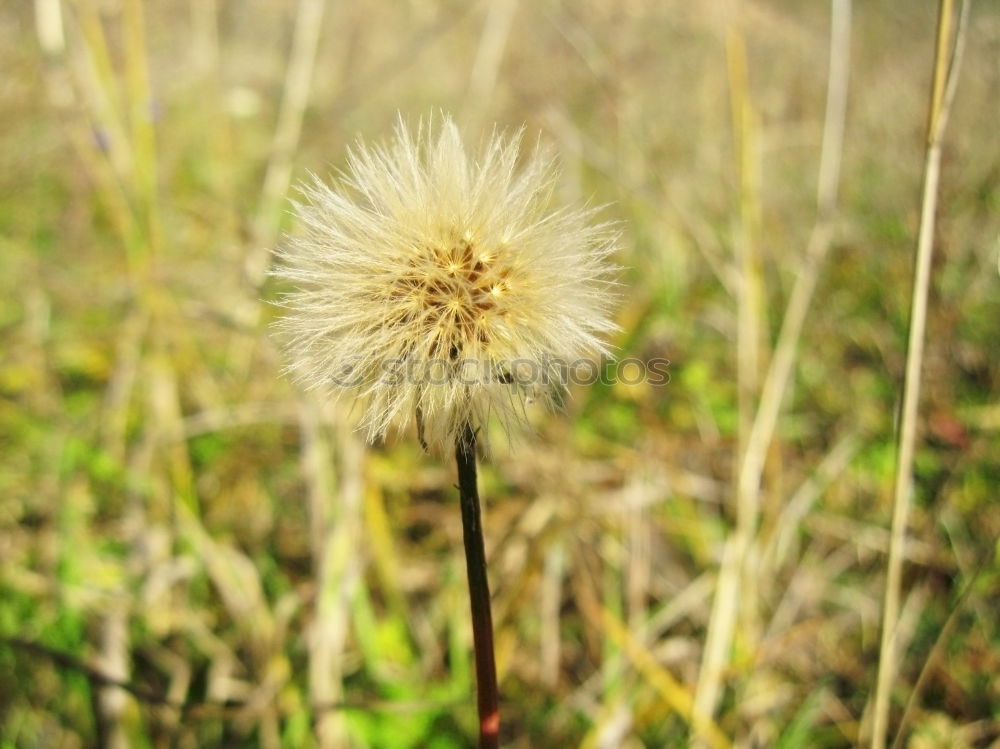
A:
870,2,970,746
693,4,851,740
250,0,327,284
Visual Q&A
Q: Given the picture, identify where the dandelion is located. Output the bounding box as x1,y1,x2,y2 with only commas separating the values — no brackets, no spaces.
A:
273,114,618,455
273,114,618,747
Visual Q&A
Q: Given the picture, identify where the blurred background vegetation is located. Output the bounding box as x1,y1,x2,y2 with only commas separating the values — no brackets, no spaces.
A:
1,0,998,747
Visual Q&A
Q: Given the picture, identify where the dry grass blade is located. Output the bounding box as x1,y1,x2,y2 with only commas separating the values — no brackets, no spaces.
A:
299,402,367,749
598,605,731,749
249,0,328,284
869,1,972,746
693,1,852,739
464,0,519,131
692,17,762,735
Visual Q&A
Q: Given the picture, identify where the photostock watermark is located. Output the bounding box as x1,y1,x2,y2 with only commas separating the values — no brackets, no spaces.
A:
328,355,671,387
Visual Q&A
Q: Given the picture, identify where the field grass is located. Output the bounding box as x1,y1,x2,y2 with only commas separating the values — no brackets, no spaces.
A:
1,1,998,747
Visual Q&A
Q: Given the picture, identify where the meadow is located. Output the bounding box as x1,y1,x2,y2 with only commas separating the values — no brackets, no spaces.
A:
1,1,998,747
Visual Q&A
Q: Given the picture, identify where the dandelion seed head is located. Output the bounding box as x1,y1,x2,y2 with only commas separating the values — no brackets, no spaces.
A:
273,114,619,453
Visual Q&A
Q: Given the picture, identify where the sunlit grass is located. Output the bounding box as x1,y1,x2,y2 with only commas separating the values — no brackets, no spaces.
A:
1,1,998,747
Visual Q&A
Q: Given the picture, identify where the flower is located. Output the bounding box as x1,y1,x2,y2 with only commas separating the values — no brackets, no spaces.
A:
273,114,618,453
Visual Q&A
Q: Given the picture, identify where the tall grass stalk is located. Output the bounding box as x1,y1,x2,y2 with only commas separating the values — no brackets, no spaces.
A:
870,1,970,746
301,404,365,749
250,0,328,285
692,19,760,736
693,2,851,740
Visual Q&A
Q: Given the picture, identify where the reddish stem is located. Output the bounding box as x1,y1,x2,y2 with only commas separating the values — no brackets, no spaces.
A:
455,424,499,748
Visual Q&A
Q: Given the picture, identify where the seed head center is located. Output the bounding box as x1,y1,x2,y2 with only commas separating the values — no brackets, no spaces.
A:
427,238,508,311
387,235,513,358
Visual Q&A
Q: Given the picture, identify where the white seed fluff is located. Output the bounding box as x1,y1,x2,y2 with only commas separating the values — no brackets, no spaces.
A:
273,115,618,453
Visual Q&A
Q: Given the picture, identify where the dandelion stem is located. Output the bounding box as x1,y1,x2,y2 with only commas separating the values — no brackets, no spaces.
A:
455,423,500,748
